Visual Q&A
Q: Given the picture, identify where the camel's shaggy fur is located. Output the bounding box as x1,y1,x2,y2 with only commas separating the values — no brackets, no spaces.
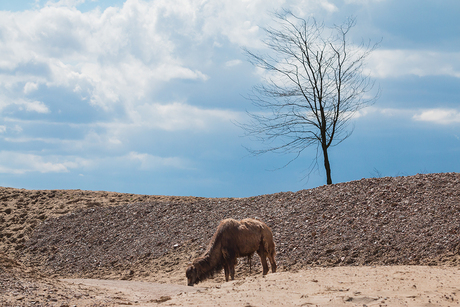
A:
186,218,276,286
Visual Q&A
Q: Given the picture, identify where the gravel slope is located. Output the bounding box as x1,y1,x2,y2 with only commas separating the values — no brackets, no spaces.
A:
13,172,460,281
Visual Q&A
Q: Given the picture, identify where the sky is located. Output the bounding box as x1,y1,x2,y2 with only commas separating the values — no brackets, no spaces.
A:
0,0,458,197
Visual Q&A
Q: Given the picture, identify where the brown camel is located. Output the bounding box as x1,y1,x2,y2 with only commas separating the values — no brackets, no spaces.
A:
186,218,276,286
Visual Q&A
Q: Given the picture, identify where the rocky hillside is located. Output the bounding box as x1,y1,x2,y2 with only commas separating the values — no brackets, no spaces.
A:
5,172,458,281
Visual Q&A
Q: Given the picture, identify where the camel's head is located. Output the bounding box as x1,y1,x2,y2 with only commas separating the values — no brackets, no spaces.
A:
186,264,198,286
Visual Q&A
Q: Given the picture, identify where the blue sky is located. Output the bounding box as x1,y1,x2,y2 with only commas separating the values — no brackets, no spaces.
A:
0,0,458,197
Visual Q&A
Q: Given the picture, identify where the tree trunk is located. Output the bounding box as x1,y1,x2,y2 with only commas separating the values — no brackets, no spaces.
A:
322,143,332,185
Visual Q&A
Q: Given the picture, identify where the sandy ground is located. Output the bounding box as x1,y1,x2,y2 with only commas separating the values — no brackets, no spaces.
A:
62,279,204,305
56,266,460,307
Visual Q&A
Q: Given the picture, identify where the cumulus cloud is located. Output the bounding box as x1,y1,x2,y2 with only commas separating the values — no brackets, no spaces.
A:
0,0,356,184
0,0,209,112
198,0,341,47
0,0,347,115
365,49,460,79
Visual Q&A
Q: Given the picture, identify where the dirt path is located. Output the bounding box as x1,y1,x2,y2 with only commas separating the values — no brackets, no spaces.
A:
59,266,460,306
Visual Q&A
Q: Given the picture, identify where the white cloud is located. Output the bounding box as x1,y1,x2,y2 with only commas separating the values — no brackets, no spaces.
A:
0,93,50,113
0,0,359,178
0,151,88,174
366,49,460,79
320,1,338,12
0,149,190,174
352,106,460,126
3,136,62,143
0,149,193,174
125,151,192,170
12,125,23,133
345,0,386,3
0,0,347,115
21,100,50,113
24,82,39,94
129,102,242,131
198,0,339,47
0,0,209,111
225,59,243,68
45,0,86,7
413,109,460,125
350,106,413,120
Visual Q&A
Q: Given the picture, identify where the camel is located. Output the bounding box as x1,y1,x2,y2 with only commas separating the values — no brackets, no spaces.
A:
186,218,276,286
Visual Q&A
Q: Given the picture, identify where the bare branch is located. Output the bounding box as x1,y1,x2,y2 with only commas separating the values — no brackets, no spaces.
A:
240,12,379,184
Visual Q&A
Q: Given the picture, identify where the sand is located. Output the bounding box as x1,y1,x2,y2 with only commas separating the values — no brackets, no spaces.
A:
4,263,460,306
57,266,460,306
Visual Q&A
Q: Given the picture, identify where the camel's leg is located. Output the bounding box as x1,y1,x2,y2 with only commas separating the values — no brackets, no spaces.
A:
247,254,252,273
224,263,230,282
230,259,236,280
257,248,269,275
268,251,277,273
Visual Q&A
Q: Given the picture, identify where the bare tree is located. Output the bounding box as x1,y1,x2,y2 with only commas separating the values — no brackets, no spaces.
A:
241,12,379,185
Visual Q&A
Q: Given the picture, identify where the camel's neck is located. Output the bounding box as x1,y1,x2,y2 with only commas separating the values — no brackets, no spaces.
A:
195,241,223,280
202,240,223,267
